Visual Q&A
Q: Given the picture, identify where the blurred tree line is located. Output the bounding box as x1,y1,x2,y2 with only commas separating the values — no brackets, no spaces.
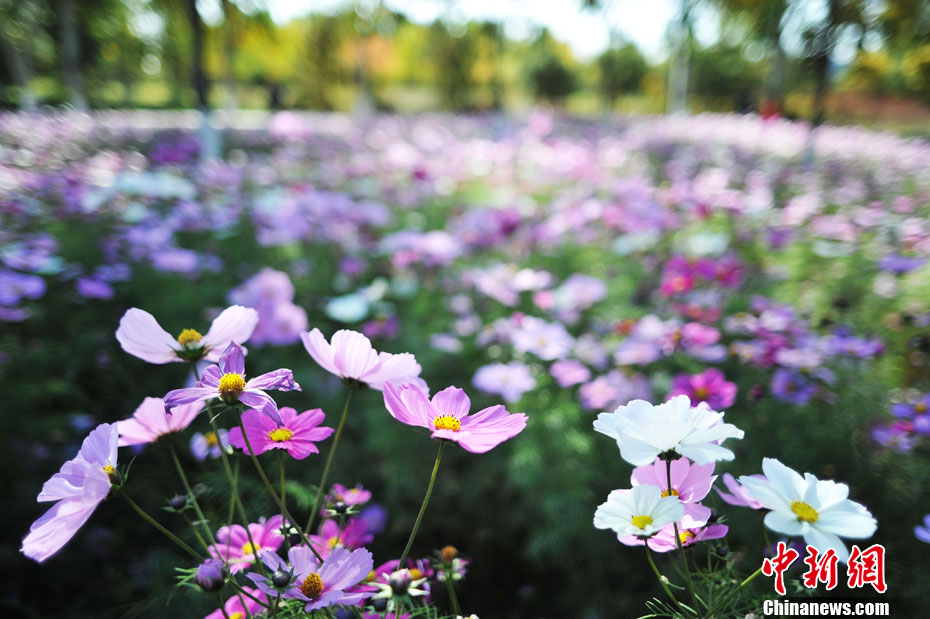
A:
1,0,930,122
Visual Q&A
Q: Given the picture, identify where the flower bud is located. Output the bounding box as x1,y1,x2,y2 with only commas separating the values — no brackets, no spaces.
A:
195,558,226,592
169,494,187,510
271,569,292,589
332,501,348,514
388,569,413,595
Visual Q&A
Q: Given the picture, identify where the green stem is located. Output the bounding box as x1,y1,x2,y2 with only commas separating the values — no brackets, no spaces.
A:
180,510,209,553
280,451,291,552
233,407,325,563
228,580,272,610
271,592,281,619
667,458,698,612
216,593,231,619
707,566,764,616
122,492,202,562
644,541,687,617
305,389,353,534
210,413,265,575
398,441,444,568
445,577,461,615
169,444,217,546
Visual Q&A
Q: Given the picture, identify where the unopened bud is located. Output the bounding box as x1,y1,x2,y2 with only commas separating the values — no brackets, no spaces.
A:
169,494,187,510
195,558,226,592
440,545,458,563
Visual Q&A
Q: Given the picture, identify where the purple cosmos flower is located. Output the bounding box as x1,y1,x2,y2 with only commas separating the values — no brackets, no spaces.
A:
620,522,729,552
770,368,818,404
116,305,258,364
472,361,537,403
208,515,285,574
21,423,119,562
164,343,299,424
0,269,45,306
191,429,230,460
714,473,766,509
117,397,201,446
871,423,917,452
915,515,930,544
251,545,374,611
228,407,333,460
511,316,575,360
301,328,422,390
384,383,527,453
204,587,266,619
229,268,308,346
631,457,716,526
76,277,114,300
579,370,652,412
549,359,591,387
892,394,930,419
878,254,925,275
668,368,737,410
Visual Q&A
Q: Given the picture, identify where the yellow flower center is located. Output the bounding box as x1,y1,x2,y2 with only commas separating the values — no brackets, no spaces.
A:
679,530,695,544
300,572,324,599
205,431,219,447
102,465,116,475
241,542,260,556
916,402,928,413
229,613,244,619
177,328,203,346
433,415,461,432
661,488,679,498
694,387,709,399
218,372,246,397
409,568,424,580
268,428,294,443
631,515,654,529
327,537,340,549
791,501,819,523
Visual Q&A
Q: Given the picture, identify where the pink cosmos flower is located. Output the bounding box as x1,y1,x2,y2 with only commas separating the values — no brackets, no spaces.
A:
117,397,201,446
310,517,374,558
619,522,729,552
164,343,299,424
715,473,766,509
383,383,527,453
472,361,537,402
228,407,333,460
549,359,591,387
22,423,118,562
116,305,258,364
208,515,285,573
301,328,422,390
668,368,737,410
631,457,716,525
250,545,374,611
204,587,267,619
329,483,372,506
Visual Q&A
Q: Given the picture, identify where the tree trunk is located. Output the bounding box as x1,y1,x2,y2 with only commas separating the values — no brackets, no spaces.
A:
0,28,37,111
59,0,87,109
666,0,691,114
185,0,209,111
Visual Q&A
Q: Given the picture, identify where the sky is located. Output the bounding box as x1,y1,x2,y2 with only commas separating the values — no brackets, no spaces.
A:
257,0,722,62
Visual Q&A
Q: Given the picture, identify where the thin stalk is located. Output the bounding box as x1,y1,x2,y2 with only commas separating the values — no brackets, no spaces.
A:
644,541,687,617
271,592,281,619
216,593,231,619
305,389,353,534
169,444,217,545
280,451,291,551
445,578,461,615
667,458,698,612
122,492,202,562
180,510,209,553
707,566,764,616
210,414,265,575
233,408,325,563
398,441,444,568
228,580,272,610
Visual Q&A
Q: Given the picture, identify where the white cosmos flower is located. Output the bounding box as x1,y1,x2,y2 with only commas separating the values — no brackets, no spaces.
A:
594,484,685,538
593,395,744,466
739,458,877,563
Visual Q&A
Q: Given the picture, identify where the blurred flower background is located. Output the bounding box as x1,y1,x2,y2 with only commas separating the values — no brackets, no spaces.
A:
3,0,930,617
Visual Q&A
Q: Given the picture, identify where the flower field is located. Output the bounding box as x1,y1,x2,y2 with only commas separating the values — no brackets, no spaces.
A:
5,110,930,617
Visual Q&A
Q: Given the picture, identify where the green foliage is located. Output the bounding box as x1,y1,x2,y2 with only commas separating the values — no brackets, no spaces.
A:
596,43,648,106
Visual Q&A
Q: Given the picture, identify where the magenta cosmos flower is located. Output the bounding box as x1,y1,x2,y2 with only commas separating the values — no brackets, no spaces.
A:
22,423,119,562
164,343,299,424
329,483,372,506
668,368,737,410
116,305,258,364
301,328,422,390
669,368,736,411
310,517,374,559
204,586,267,619
208,514,285,574
228,407,333,460
117,397,201,446
384,383,527,453
250,545,374,611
